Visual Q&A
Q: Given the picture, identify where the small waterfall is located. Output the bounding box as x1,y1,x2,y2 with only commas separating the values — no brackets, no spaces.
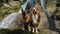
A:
40,0,47,14
21,0,30,11
31,0,36,7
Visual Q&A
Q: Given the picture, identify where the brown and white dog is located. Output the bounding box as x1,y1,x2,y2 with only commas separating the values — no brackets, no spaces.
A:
22,9,32,31
30,6,40,33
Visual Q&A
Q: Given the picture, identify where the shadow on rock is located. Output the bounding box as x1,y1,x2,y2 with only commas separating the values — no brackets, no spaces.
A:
0,29,33,34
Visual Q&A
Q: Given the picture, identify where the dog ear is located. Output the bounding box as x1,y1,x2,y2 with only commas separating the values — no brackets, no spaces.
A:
21,9,23,13
21,9,25,16
56,3,60,7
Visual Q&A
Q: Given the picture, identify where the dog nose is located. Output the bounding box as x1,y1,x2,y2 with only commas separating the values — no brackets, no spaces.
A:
33,11,36,14
33,9,36,14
